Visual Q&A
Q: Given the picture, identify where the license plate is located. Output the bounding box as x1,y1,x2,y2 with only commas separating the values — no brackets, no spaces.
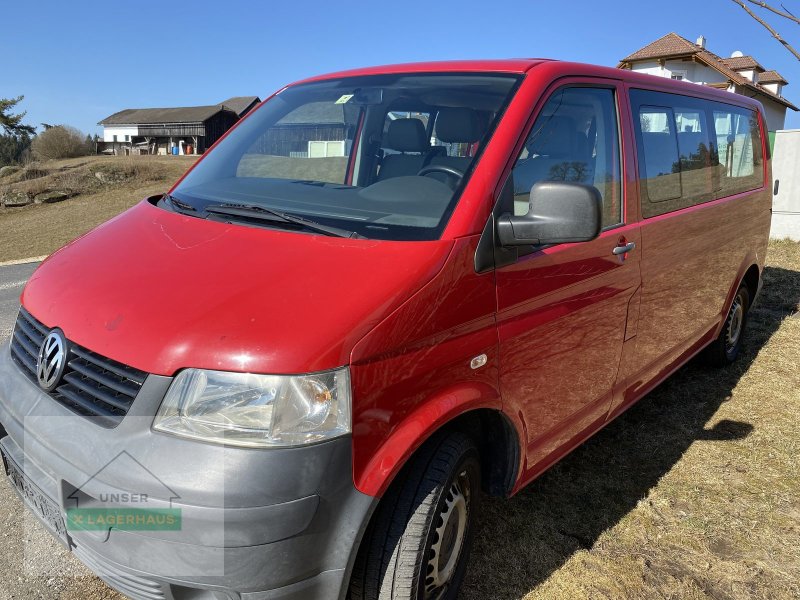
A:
1,448,69,545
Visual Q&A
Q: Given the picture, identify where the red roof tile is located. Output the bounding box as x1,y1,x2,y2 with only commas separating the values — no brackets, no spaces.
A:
760,70,788,84
620,32,699,62
721,55,764,71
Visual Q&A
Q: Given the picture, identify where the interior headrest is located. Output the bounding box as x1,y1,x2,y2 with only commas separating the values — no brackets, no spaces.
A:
385,118,429,153
527,116,575,157
435,108,481,143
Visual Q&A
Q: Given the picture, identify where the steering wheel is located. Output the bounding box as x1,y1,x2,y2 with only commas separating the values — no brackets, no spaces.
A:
417,165,465,189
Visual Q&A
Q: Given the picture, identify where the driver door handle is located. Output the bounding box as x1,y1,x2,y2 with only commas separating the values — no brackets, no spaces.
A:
612,241,636,255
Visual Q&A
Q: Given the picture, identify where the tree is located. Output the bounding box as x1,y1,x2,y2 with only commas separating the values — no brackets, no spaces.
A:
30,125,91,160
0,133,32,166
0,96,35,136
730,0,800,61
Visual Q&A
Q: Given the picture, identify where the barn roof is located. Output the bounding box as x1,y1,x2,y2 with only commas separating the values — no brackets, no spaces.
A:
219,96,261,117
99,105,234,125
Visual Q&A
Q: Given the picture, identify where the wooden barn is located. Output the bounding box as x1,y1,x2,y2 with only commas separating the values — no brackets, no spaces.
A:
97,96,260,155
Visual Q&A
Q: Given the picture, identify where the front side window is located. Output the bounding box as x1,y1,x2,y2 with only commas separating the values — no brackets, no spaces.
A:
170,74,520,241
509,86,622,228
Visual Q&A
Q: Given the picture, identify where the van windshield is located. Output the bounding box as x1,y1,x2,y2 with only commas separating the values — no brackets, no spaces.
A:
169,73,521,240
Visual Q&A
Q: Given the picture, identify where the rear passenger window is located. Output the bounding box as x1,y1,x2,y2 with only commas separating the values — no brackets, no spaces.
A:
510,86,622,228
638,107,681,203
632,89,764,218
713,108,764,197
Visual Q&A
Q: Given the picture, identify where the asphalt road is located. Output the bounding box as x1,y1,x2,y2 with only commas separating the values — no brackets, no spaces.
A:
0,262,39,339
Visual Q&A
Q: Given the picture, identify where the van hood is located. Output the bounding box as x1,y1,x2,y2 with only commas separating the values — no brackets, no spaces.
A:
21,200,453,376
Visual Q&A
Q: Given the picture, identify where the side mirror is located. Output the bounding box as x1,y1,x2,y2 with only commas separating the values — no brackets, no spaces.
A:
497,182,602,246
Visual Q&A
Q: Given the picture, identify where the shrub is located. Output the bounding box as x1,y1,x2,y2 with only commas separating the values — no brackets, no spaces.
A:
30,125,91,160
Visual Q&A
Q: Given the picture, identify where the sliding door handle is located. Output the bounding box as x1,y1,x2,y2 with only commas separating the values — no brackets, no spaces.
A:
612,241,636,255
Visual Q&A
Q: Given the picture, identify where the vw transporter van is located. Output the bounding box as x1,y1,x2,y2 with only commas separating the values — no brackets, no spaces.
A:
0,60,770,600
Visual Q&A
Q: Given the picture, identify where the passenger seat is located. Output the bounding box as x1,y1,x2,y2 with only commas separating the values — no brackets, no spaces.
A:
377,119,431,181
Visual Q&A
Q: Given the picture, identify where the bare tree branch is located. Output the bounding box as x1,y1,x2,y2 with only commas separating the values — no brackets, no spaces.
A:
781,4,798,19
731,0,800,61
744,0,800,25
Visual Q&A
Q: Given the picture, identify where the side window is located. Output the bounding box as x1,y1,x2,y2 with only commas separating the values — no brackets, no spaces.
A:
638,106,682,205
675,107,713,206
510,86,622,228
633,89,764,218
713,107,764,198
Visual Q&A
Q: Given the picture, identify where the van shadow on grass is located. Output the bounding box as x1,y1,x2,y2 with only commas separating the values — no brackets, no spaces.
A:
461,265,800,599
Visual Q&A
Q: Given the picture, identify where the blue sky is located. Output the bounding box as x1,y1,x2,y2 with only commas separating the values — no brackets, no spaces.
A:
4,0,799,134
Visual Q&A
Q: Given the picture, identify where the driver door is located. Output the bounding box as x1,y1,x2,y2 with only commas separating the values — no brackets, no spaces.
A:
495,82,641,478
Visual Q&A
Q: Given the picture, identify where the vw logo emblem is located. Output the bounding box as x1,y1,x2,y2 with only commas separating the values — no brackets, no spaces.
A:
37,330,68,392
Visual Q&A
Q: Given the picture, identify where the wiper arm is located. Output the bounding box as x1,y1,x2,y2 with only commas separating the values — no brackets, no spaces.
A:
203,203,365,239
163,194,198,215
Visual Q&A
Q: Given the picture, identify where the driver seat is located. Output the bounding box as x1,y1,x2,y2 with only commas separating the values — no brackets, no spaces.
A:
376,118,431,181
428,108,482,178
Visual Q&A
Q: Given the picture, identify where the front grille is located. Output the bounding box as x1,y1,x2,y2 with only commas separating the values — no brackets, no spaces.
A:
9,307,148,428
74,547,167,600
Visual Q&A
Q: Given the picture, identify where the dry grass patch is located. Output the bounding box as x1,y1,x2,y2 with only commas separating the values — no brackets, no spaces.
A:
463,240,800,599
0,155,196,261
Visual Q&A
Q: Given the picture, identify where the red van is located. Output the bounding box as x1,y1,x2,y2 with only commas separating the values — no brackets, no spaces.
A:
0,60,770,600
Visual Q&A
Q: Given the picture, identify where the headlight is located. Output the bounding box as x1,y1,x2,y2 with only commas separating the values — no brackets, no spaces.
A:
153,367,351,447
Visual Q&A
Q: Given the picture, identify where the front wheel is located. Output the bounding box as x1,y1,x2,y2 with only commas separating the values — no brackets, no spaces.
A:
703,283,751,367
349,432,481,600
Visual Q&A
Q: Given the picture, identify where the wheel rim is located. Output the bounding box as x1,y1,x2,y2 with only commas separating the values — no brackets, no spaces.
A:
424,470,471,599
725,293,745,353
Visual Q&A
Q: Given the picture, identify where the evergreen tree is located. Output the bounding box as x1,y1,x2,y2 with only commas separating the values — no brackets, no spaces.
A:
0,132,32,167
0,96,35,136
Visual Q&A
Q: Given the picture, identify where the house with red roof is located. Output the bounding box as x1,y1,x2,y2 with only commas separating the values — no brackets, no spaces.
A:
618,33,796,135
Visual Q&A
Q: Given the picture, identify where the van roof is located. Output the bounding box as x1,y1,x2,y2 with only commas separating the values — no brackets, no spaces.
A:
290,59,766,113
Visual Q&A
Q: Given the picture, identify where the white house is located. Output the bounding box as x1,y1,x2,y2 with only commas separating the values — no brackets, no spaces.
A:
618,33,797,133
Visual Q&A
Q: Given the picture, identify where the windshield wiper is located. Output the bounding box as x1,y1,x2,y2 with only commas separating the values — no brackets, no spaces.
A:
163,194,198,215
203,202,365,239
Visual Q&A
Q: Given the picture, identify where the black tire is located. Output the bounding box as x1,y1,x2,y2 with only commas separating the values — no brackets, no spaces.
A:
349,432,481,600
703,283,751,367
